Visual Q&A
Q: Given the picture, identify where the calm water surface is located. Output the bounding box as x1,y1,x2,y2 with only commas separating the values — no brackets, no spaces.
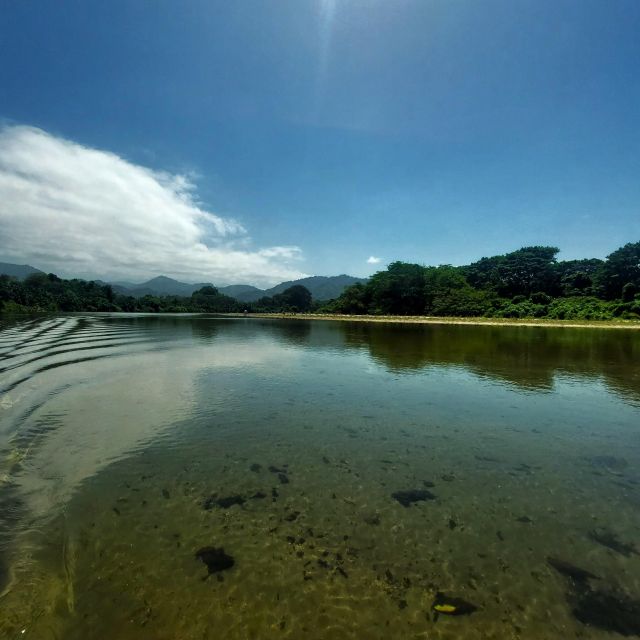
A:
0,315,639,639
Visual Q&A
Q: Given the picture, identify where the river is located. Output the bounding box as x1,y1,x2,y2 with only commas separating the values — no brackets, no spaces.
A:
0,314,639,639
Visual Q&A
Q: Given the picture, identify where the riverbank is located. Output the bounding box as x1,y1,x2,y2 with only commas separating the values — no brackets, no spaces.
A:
2,311,639,330
229,312,640,330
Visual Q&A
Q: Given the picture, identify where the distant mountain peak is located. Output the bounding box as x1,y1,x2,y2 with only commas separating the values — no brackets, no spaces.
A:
141,275,181,285
0,262,365,301
0,262,45,280
109,273,366,301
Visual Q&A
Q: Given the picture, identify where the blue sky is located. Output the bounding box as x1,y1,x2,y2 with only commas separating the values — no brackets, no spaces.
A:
1,0,639,285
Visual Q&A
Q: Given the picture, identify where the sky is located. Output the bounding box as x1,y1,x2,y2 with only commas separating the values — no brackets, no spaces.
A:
1,0,639,286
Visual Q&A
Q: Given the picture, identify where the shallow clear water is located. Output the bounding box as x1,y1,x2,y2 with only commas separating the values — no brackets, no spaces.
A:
0,314,639,639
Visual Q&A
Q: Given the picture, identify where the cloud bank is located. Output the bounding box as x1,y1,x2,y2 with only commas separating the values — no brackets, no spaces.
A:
0,125,306,286
366,255,381,264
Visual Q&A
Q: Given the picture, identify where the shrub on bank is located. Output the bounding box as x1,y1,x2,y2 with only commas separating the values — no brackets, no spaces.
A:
546,297,615,320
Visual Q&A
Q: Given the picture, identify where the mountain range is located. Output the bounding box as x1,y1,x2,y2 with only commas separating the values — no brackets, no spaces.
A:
0,263,365,302
0,262,44,280
110,274,366,301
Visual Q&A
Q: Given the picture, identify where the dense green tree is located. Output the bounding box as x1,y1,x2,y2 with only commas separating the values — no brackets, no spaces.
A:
556,258,603,296
465,247,560,297
597,242,640,300
495,246,560,297
193,285,219,296
329,282,370,314
277,284,312,312
0,274,245,314
189,286,239,312
464,255,504,291
367,262,425,315
423,265,468,313
250,285,313,312
622,282,638,302
322,242,639,321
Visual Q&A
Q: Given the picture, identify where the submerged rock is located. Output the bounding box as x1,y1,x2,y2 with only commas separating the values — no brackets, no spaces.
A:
475,455,501,463
588,455,628,474
549,552,640,635
392,489,435,507
195,546,235,575
250,463,262,473
363,512,381,526
266,465,290,484
547,557,599,585
589,529,638,557
268,465,287,474
571,588,640,636
203,494,245,510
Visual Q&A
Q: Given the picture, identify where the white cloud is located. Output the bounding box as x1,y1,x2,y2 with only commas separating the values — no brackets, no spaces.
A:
257,246,302,259
366,255,381,264
0,125,307,287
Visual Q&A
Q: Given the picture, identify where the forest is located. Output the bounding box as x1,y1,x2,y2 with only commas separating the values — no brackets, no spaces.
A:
1,242,639,320
327,242,640,320
0,275,315,315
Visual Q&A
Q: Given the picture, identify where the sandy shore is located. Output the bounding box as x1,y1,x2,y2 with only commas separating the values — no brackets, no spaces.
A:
227,312,640,330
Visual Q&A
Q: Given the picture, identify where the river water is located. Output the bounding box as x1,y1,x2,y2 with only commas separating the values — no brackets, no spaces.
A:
0,314,639,639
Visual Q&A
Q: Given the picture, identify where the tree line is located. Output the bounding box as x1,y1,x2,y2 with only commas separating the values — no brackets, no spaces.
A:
326,242,640,320
2,242,639,320
0,274,316,314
